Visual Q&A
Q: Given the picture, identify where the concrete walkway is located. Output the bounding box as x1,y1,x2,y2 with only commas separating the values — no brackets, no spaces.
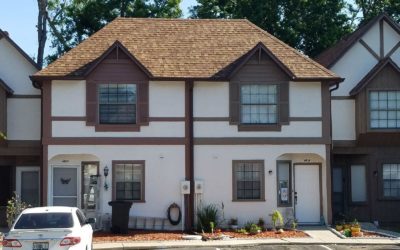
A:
92,226,400,250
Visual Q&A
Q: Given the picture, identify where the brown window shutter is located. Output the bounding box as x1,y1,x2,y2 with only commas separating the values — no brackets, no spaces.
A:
86,81,97,125
229,82,240,124
279,82,289,124
137,82,149,125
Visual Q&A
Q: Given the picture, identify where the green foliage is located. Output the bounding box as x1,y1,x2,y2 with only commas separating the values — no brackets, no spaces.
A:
46,0,182,63
190,0,353,57
350,0,400,24
236,228,247,234
343,228,351,237
244,222,261,234
271,210,284,228
6,193,29,228
0,131,6,140
196,204,219,233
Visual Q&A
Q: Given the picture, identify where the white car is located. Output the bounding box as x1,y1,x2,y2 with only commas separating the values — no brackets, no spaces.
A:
2,206,94,250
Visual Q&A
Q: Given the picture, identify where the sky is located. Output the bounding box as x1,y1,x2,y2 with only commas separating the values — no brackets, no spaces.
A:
0,0,197,61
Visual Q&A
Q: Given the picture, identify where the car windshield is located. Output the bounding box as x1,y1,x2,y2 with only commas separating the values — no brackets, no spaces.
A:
14,213,74,229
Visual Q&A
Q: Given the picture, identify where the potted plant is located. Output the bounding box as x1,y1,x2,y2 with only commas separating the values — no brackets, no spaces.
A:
229,218,238,230
343,222,351,230
351,219,361,233
335,220,344,231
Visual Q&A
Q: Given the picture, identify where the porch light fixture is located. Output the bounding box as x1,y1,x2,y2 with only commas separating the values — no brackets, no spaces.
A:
268,170,273,175
103,165,109,191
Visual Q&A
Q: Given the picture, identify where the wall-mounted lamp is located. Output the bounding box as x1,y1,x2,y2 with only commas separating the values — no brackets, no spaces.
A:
103,165,109,190
268,170,273,175
373,170,378,177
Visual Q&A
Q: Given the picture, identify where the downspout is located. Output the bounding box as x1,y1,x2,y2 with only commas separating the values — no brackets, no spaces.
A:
184,80,194,231
327,81,341,224
31,79,44,206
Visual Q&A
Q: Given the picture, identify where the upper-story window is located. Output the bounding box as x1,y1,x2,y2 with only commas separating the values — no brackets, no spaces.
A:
99,84,136,124
240,85,278,124
370,90,400,129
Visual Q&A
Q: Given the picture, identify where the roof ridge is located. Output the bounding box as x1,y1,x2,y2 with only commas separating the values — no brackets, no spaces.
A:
242,19,338,78
115,17,248,22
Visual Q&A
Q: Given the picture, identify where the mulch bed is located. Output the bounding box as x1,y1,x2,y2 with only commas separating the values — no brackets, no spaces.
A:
205,230,308,239
93,230,184,242
93,229,308,242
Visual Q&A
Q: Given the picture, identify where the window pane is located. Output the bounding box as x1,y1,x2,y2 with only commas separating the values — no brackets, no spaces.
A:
240,84,278,124
277,162,291,205
114,162,144,201
99,83,136,124
234,161,263,200
369,91,400,129
351,165,367,202
382,164,400,198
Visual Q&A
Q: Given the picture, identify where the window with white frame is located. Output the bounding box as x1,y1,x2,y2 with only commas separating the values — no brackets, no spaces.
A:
369,91,400,129
240,85,278,124
383,164,400,198
233,161,264,201
99,83,136,124
114,162,144,201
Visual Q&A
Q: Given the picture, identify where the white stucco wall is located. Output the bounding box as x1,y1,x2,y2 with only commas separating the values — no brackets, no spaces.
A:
0,38,39,95
193,81,229,117
332,99,356,140
52,121,185,137
289,82,321,117
149,81,185,117
48,145,185,229
361,21,380,56
194,121,322,138
52,80,86,116
331,42,378,96
392,46,400,66
7,98,41,140
383,21,400,56
331,100,356,140
194,145,328,225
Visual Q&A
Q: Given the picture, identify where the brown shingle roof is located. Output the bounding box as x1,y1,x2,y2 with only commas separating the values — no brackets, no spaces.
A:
35,18,339,80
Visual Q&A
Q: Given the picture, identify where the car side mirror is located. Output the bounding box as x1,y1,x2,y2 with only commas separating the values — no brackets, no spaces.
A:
86,218,96,224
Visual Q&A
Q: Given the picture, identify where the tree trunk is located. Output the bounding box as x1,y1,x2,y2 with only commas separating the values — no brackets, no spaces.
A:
37,0,48,69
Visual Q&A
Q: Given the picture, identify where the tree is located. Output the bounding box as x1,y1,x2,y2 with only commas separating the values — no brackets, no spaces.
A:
190,0,353,57
46,0,182,63
350,0,400,24
37,0,48,69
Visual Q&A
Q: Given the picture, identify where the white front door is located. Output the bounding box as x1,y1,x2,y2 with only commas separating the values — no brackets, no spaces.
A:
294,164,320,224
16,167,40,207
51,165,80,207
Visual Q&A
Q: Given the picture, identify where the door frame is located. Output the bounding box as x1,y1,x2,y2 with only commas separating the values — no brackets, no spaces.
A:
50,165,81,207
293,163,323,224
16,166,41,206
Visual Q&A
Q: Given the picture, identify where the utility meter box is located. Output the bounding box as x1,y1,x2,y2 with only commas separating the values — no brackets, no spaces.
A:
195,180,204,194
180,181,190,194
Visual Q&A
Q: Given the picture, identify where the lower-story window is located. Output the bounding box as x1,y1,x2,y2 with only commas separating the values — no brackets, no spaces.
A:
113,161,145,202
232,160,265,201
383,164,400,198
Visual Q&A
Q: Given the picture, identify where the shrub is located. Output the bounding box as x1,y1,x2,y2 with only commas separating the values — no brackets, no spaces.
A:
6,192,29,228
197,204,219,233
244,222,261,234
271,210,284,229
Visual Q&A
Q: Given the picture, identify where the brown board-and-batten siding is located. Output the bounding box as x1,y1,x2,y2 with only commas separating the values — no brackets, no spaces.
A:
86,44,149,131
229,49,290,131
